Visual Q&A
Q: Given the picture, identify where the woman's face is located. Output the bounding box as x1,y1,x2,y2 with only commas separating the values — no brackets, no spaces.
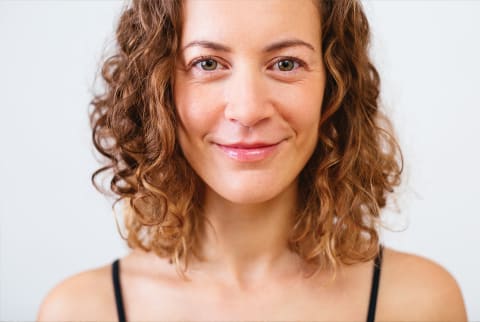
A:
174,0,326,204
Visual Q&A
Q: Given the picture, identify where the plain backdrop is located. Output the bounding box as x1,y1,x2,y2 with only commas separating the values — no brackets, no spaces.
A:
1,0,479,320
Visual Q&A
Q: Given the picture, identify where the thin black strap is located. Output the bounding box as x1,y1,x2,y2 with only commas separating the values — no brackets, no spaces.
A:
366,244,383,322
112,259,127,322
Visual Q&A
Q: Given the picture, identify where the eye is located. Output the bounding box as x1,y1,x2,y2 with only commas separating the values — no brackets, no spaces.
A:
198,58,218,71
276,59,296,71
190,56,222,71
272,57,304,72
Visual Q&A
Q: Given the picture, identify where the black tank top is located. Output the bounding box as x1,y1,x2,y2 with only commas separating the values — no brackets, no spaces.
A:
112,244,383,322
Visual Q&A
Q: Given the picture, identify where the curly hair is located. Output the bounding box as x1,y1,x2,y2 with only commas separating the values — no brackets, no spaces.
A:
90,0,403,280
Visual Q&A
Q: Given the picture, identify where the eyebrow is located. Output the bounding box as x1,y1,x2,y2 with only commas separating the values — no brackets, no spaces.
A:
181,38,316,53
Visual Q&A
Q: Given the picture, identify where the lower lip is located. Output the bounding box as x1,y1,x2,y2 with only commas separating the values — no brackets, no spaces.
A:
216,143,281,162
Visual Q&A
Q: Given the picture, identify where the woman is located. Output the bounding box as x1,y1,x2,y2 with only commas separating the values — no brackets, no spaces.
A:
38,0,467,321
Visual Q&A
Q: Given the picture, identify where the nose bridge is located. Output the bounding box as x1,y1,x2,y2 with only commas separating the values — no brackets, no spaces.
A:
224,61,272,127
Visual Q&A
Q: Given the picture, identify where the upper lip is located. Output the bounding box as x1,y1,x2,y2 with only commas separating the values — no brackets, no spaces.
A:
216,141,282,149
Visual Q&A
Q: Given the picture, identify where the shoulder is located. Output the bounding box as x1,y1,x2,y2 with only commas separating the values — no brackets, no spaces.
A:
37,262,117,321
378,247,467,321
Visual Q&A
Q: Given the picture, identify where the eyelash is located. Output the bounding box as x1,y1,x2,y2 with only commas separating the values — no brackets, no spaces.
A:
188,55,306,73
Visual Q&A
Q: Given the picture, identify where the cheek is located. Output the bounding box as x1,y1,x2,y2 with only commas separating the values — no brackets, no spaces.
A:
174,80,224,139
272,81,324,139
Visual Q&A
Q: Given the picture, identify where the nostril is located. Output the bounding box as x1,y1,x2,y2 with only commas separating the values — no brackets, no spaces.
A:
224,97,274,128
229,119,253,130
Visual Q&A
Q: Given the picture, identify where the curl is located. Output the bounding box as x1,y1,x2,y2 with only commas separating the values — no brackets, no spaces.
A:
90,0,403,281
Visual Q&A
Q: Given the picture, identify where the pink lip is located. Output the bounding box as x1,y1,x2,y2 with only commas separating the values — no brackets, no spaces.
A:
216,142,282,162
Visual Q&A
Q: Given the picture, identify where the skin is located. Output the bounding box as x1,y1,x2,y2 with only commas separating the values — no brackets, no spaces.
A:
173,0,325,286
37,0,468,321
37,248,467,321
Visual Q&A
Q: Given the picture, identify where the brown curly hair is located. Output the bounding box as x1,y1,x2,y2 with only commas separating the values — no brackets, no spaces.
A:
90,0,403,280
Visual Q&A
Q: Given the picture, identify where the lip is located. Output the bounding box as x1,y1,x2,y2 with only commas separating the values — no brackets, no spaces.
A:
215,141,282,162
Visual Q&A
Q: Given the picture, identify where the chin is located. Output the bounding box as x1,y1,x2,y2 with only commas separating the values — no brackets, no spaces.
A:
206,174,296,206
219,190,278,205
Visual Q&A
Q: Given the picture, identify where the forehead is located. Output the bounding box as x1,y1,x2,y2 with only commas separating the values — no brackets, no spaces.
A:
181,0,321,51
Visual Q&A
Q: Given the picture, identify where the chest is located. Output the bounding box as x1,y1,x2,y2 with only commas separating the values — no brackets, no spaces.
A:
121,275,374,321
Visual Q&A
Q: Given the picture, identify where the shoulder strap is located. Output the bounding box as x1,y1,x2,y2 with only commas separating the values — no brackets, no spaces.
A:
366,244,383,322
112,259,127,322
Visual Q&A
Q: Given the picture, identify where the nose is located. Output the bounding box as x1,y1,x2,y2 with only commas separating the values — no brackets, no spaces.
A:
223,63,274,128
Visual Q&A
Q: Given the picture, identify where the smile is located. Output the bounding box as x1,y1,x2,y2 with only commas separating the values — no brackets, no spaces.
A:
215,142,282,162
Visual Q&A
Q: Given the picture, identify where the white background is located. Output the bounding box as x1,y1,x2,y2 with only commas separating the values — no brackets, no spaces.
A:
1,0,479,320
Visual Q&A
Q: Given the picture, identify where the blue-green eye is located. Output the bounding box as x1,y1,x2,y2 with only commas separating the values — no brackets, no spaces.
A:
198,59,218,71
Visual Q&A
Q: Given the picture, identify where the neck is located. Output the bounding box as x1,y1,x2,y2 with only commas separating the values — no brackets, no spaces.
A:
188,182,303,288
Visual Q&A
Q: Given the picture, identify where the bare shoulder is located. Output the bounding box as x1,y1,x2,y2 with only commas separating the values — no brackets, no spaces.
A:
378,247,467,321
37,263,116,321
